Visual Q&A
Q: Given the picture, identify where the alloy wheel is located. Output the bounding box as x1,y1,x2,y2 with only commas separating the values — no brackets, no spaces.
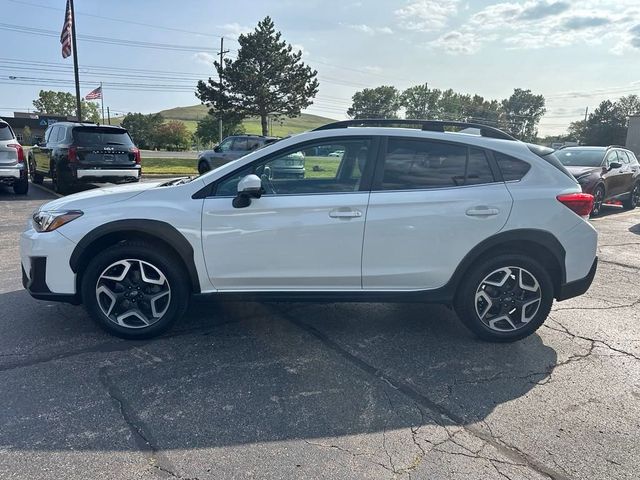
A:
474,266,542,332
592,187,604,216
95,259,171,329
632,185,640,208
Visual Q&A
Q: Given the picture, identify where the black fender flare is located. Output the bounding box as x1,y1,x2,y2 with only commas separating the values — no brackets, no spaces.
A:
69,219,201,293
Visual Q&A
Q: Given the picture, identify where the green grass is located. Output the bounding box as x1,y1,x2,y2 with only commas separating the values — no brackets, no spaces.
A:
112,107,336,138
142,158,198,175
142,155,345,177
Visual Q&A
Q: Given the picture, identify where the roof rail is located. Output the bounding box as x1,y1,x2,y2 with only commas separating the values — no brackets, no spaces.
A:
313,119,517,141
607,145,626,149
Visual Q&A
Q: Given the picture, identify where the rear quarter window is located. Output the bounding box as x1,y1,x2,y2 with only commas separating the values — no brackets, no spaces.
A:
494,152,531,181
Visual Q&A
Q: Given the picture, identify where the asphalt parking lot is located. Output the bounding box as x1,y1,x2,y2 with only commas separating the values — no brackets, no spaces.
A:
1,181,639,480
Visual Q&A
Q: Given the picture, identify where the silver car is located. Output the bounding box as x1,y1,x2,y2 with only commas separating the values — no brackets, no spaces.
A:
0,120,28,194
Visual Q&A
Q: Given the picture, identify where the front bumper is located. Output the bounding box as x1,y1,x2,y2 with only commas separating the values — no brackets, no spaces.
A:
22,258,79,304
556,257,598,301
21,228,78,302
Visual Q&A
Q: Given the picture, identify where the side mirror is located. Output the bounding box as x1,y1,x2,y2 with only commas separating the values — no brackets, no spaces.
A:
608,161,622,170
214,145,221,153
233,174,262,208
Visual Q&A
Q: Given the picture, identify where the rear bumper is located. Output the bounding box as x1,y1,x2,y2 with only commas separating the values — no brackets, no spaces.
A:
0,164,24,180
76,166,140,180
556,257,598,301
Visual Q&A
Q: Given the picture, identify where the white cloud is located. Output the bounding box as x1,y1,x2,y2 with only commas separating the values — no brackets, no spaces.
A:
347,24,393,35
193,52,215,66
394,0,460,32
431,30,482,55
218,23,252,40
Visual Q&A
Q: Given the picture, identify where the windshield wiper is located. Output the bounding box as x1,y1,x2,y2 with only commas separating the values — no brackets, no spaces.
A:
159,176,193,186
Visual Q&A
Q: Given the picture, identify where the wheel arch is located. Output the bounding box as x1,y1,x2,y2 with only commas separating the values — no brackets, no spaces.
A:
69,219,201,296
448,229,566,299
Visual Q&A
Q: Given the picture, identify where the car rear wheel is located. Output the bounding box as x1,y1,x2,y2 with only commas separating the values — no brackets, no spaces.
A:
198,160,211,174
29,158,43,184
455,254,554,342
623,183,639,210
51,163,72,195
590,185,605,217
81,241,190,339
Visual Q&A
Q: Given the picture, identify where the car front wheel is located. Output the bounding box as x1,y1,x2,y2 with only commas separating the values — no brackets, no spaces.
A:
455,254,554,342
198,160,211,174
591,185,605,217
81,241,190,339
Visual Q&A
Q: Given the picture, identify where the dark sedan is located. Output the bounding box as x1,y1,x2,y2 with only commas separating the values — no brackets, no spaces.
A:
555,146,640,216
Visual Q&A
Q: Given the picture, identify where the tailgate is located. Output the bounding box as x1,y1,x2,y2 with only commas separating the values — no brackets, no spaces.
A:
0,143,18,166
77,147,136,167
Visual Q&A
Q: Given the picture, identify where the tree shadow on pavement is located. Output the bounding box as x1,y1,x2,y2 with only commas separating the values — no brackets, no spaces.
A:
0,290,557,452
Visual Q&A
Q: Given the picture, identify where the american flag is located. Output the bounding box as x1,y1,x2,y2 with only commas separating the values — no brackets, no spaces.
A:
60,0,73,59
85,86,102,100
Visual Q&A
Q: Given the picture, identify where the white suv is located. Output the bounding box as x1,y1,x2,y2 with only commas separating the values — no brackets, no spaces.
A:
21,120,598,342
0,120,28,194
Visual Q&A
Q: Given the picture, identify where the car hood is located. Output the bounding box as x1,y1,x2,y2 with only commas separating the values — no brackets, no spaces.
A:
38,181,163,211
565,166,601,177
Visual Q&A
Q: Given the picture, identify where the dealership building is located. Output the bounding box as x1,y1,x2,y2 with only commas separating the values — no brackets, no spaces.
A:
0,112,77,145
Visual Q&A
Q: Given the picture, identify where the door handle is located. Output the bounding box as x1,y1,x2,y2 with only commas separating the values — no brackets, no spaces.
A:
466,206,500,217
329,208,362,219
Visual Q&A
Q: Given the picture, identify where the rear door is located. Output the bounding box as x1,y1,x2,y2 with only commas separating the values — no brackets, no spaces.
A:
0,123,18,167
362,137,512,290
71,127,137,167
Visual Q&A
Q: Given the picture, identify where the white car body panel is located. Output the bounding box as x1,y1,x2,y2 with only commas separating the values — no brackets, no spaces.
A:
362,183,513,289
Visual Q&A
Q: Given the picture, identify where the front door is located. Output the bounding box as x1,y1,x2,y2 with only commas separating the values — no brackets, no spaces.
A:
201,137,376,290
362,137,513,290
32,125,56,174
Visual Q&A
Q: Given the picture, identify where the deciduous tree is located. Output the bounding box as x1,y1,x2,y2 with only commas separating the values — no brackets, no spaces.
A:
347,86,400,119
32,90,100,123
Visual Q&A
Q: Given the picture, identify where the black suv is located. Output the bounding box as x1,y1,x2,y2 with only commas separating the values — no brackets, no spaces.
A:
29,122,141,194
197,135,279,174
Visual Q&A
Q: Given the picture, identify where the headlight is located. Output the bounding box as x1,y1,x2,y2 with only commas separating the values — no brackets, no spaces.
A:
32,210,83,232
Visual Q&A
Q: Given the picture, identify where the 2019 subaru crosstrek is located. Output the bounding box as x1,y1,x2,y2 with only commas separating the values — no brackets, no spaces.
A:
21,120,598,342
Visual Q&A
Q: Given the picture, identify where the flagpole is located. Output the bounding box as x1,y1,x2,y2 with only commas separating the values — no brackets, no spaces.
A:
100,82,105,124
69,0,82,121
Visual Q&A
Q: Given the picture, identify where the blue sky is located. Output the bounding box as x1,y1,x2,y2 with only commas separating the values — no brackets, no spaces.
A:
1,0,639,135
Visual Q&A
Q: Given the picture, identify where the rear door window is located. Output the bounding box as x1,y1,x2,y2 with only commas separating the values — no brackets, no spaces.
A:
379,138,495,190
0,124,14,141
232,138,248,151
72,127,134,147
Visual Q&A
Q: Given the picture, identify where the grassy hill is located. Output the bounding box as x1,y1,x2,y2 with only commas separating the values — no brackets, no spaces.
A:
116,105,336,137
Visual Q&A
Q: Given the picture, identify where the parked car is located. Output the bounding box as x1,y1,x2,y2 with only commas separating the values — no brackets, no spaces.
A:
0,120,28,194
28,122,141,194
555,146,640,216
197,135,278,173
328,150,344,157
21,119,597,343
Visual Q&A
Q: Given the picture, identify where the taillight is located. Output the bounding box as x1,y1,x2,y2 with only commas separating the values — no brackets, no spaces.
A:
7,143,24,163
130,147,141,164
68,145,77,163
557,193,594,217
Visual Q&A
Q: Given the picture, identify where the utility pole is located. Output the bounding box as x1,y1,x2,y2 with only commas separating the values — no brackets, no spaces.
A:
69,0,82,121
584,106,589,122
218,37,229,143
107,106,111,125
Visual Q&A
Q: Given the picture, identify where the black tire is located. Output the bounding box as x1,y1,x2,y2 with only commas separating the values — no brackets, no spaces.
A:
454,254,554,342
198,160,211,175
51,163,72,195
81,241,190,339
13,173,28,195
590,184,605,217
29,157,43,184
623,183,639,210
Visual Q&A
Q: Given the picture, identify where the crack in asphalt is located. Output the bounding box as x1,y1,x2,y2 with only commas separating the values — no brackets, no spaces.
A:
553,297,640,312
546,317,640,362
280,308,570,480
98,367,196,480
598,259,640,270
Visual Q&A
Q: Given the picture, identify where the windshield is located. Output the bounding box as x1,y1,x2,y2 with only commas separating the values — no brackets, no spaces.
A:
72,127,134,147
555,149,605,167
